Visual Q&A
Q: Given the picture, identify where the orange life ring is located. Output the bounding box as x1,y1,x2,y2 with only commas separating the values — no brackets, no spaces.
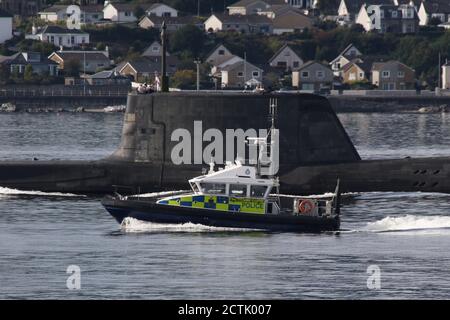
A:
298,199,315,214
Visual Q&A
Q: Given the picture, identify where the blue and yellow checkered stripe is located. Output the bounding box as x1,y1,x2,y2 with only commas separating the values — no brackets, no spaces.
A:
157,195,265,214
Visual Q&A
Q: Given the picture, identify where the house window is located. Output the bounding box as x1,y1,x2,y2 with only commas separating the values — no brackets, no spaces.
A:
392,11,398,18
301,71,309,78
237,72,244,77
349,73,356,81
398,71,405,78
125,11,131,16
218,49,225,55
316,70,324,78
382,71,390,78
293,61,299,68
152,46,159,52
252,71,259,77
71,36,75,44
359,72,364,78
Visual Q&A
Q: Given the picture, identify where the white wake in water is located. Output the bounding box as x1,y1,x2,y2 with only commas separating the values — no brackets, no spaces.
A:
120,217,258,233
364,215,450,233
0,186,83,197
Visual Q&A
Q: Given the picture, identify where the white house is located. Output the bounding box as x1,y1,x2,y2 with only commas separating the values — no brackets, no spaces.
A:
146,3,178,17
211,55,244,77
418,1,450,26
38,5,68,22
337,0,393,23
141,41,171,57
268,44,303,71
221,60,263,88
205,44,235,67
442,61,450,89
329,44,362,76
356,4,419,33
0,9,13,44
103,2,137,22
26,25,90,48
38,4,104,24
204,13,273,34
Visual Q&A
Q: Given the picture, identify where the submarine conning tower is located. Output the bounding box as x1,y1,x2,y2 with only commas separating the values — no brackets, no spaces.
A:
107,92,361,167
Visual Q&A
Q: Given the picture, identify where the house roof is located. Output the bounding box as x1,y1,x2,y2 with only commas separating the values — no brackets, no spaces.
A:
39,5,68,13
142,14,204,25
268,44,301,63
330,44,362,64
0,8,13,18
121,56,179,73
205,44,232,61
228,0,268,7
342,58,372,74
221,60,262,72
86,70,128,79
80,5,104,13
294,60,331,72
342,0,392,14
142,41,171,56
39,25,89,35
272,11,313,29
0,53,20,64
106,3,136,12
212,13,272,24
228,0,285,7
51,51,109,62
147,3,176,11
372,60,415,72
422,0,450,14
3,52,57,65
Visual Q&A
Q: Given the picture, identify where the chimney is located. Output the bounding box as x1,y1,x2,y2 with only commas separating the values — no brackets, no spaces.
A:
104,45,109,58
32,23,37,35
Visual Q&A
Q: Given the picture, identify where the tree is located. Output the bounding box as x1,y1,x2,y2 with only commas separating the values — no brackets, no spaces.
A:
429,17,443,26
65,58,81,76
133,6,145,20
24,65,34,83
0,63,11,85
316,0,340,15
170,25,206,58
171,69,196,89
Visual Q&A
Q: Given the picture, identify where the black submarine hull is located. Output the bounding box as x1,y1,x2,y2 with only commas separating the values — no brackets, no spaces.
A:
0,92,449,194
0,157,449,194
101,197,340,232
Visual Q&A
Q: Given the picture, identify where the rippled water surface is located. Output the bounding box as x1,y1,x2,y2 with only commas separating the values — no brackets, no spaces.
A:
0,112,450,299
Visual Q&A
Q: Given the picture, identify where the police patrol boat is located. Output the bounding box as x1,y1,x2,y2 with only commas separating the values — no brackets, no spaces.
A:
101,99,341,233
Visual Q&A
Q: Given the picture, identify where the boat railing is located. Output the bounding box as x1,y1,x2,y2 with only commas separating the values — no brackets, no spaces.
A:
112,185,142,199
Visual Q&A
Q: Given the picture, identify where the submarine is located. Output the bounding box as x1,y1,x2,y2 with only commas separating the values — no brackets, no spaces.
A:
2,21,449,196
0,91,450,195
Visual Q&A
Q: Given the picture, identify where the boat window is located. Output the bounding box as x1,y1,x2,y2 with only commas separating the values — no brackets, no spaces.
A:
190,182,199,193
201,183,226,195
229,184,247,197
250,185,267,197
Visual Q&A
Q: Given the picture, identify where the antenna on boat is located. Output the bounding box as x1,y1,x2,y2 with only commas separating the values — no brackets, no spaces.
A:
269,98,278,130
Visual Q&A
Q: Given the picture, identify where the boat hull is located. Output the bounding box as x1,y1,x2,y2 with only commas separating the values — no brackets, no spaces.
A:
101,198,340,233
